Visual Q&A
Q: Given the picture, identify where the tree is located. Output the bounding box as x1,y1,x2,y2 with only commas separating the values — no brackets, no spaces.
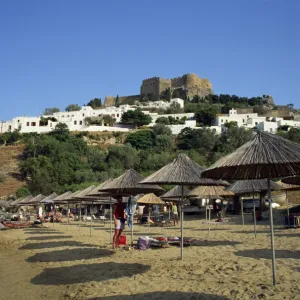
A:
87,98,102,109
194,104,221,126
65,104,81,112
125,130,155,150
155,117,170,125
177,127,218,152
43,107,60,115
50,123,70,141
166,102,184,114
115,95,119,107
153,124,172,136
102,115,115,126
172,89,180,99
16,187,30,198
224,121,237,129
120,109,152,128
155,134,173,150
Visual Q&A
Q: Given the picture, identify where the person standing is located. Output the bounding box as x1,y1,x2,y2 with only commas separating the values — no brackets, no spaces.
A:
171,202,179,226
113,195,126,249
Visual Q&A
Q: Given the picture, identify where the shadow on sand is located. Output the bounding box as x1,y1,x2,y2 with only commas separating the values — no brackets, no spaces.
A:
19,241,94,250
31,262,150,285
89,291,230,300
24,231,64,235
193,240,241,247
235,249,300,259
26,235,73,241
27,247,113,262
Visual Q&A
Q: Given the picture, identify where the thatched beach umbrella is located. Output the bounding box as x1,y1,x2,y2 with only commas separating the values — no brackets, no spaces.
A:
17,195,33,206
0,200,10,210
10,196,27,207
100,169,164,246
25,194,47,206
140,153,228,260
202,131,300,286
187,185,234,231
227,179,283,229
161,186,190,220
281,175,300,186
278,178,300,228
137,193,165,231
40,192,58,204
137,193,165,205
100,169,164,196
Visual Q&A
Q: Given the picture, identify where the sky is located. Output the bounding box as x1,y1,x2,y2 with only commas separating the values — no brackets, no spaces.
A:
0,0,299,121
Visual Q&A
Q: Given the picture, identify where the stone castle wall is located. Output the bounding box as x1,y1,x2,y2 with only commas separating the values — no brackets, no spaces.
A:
140,73,213,101
104,73,213,106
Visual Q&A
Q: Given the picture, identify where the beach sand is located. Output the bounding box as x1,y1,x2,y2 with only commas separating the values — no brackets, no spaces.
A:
0,212,300,300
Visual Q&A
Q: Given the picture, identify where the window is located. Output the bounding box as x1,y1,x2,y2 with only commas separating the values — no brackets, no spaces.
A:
31,122,36,126
26,122,29,126
17,120,20,122
221,119,224,123
270,128,273,133
8,125,12,130
74,121,77,125
117,114,119,117
255,122,258,125
82,114,85,117
247,115,249,118
243,119,245,123
80,121,82,125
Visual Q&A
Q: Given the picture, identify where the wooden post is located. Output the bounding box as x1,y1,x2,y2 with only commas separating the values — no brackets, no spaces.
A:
241,199,244,226
268,178,276,286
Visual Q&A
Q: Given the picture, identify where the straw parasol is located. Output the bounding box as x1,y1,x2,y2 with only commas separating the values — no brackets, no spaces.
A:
17,195,33,206
226,179,283,230
140,153,228,260
86,179,113,198
281,175,300,186
186,185,234,231
0,200,10,209
99,169,164,196
39,192,58,204
52,191,73,204
161,185,189,200
100,169,164,246
24,194,47,206
137,193,165,205
187,185,234,198
202,131,300,286
10,196,27,206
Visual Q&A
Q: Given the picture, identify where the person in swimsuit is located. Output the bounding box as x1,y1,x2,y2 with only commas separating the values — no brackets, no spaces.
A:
113,195,126,248
171,202,179,226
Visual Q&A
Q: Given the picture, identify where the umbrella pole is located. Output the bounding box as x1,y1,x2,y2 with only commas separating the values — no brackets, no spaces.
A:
268,178,276,286
241,199,244,226
208,200,211,233
90,201,93,237
205,199,208,221
180,185,184,260
253,193,257,238
131,214,134,247
79,203,81,231
286,190,290,228
148,211,150,232
110,197,112,243
53,205,55,228
67,203,69,231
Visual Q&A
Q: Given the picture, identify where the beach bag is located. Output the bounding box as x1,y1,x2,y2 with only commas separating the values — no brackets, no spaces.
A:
119,235,127,245
137,237,150,250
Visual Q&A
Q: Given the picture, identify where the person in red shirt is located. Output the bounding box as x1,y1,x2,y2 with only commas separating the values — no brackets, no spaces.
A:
113,195,126,248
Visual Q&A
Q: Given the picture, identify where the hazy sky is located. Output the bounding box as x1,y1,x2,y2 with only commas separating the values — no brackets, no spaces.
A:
1,0,299,120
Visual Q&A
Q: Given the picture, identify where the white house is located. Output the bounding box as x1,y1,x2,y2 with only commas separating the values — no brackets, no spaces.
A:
215,108,258,127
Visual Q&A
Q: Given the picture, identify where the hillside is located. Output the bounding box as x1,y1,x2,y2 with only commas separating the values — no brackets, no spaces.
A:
0,146,25,197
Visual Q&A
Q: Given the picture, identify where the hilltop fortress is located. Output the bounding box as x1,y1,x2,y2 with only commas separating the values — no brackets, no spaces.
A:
104,73,213,106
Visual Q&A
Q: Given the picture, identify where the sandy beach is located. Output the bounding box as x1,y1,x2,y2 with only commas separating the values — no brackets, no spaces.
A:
1,212,300,300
